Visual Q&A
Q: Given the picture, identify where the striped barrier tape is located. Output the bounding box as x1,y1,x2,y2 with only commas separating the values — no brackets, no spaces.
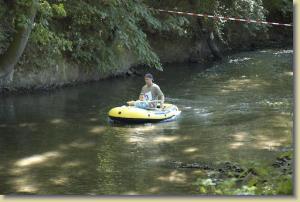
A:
155,8,293,27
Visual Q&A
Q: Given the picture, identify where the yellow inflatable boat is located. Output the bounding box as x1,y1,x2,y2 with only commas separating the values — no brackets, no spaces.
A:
108,103,181,124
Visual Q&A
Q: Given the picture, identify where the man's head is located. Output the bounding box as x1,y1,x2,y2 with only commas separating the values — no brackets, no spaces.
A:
144,73,153,86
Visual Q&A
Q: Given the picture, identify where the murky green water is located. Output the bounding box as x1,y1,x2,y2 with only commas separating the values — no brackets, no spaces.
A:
0,49,293,195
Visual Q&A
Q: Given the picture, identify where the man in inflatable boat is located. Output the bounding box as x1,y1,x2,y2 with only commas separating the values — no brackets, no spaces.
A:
127,73,165,110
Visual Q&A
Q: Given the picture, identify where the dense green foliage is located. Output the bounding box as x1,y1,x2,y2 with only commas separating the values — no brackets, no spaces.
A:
0,0,293,75
148,0,269,43
263,0,293,22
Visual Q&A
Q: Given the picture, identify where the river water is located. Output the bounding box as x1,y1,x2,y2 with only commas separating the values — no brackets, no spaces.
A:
0,49,293,195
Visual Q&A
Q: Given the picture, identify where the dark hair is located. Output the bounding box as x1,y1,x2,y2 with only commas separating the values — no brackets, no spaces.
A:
144,73,153,79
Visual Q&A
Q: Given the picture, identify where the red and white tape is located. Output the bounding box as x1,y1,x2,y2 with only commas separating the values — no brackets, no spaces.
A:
155,9,293,27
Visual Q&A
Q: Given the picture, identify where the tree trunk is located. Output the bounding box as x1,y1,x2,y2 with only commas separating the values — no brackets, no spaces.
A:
206,31,223,61
196,18,223,61
0,0,38,85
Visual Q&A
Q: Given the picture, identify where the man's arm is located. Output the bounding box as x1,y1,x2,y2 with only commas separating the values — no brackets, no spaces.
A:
155,86,165,108
160,94,165,109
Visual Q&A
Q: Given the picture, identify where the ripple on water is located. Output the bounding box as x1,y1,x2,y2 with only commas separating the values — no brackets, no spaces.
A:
228,57,252,64
273,49,293,56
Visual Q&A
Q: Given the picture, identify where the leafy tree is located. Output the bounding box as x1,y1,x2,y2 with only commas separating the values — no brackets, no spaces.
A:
0,0,38,83
0,0,293,85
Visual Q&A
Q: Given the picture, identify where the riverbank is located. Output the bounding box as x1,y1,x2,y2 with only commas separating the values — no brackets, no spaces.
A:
0,40,292,96
172,149,293,195
0,0,293,95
